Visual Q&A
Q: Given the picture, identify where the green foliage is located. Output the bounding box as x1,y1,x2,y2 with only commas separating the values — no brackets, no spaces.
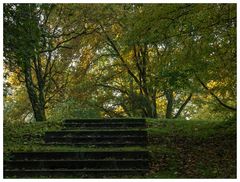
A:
3,4,236,120
47,98,101,121
4,4,42,66
4,86,33,123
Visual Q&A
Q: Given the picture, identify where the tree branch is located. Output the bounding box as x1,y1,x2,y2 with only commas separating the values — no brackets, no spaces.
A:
174,93,192,119
100,25,140,86
39,29,87,53
196,75,236,111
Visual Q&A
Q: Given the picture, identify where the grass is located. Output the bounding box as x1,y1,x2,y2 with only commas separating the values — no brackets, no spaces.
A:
4,118,236,178
6,145,147,153
146,118,236,178
4,120,62,155
146,119,236,139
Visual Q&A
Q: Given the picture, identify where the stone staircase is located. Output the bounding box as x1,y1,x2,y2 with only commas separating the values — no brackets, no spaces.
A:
4,118,149,178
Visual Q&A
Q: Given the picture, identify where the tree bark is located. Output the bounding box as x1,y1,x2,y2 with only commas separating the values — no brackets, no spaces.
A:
24,61,46,122
151,89,157,118
165,90,173,119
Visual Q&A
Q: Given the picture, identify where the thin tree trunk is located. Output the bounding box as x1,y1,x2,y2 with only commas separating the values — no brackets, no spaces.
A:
174,93,192,119
151,89,157,118
165,90,173,119
35,56,47,121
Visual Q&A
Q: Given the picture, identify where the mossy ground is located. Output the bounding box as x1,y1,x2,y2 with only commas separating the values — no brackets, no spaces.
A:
4,118,236,178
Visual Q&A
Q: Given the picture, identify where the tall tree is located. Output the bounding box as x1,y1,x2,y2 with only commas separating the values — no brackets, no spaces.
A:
4,4,92,121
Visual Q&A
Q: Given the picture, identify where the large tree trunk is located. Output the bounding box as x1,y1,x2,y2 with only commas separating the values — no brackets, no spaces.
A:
137,44,158,118
34,104,47,121
141,94,157,118
24,62,46,122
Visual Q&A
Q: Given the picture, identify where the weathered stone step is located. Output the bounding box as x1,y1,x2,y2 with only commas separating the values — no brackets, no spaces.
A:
45,130,147,138
44,141,147,147
63,118,146,123
10,151,149,160
63,122,146,129
4,168,148,178
45,136,146,143
5,159,149,169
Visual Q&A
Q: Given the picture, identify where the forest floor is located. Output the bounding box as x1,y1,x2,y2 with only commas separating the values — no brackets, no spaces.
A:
147,119,236,178
4,118,236,178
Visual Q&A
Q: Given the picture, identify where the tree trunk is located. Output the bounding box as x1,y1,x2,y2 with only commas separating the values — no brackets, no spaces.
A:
174,93,192,119
165,90,173,119
151,89,157,118
24,62,46,122
34,104,47,121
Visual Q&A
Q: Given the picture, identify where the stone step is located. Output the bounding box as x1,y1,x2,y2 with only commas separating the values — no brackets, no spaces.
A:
5,159,149,169
4,168,148,178
63,122,146,129
63,118,146,123
45,136,147,143
45,130,147,138
44,141,147,147
10,151,149,160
